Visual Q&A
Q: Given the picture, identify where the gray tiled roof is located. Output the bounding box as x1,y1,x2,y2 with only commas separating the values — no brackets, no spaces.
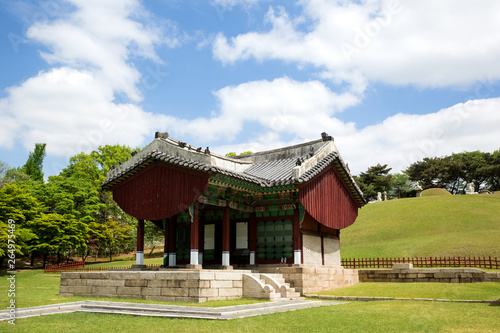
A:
243,157,306,185
102,150,266,188
102,134,365,203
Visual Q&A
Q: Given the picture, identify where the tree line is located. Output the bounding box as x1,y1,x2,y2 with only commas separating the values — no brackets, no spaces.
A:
355,150,500,201
0,143,161,268
1,144,498,267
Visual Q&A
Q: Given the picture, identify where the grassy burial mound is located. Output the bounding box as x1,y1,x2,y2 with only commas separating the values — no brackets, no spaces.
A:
421,188,452,196
341,192,500,258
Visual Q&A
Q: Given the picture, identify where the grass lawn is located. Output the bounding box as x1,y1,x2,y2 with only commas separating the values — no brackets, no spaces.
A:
341,192,500,258
317,282,500,300
1,300,498,332
1,264,499,332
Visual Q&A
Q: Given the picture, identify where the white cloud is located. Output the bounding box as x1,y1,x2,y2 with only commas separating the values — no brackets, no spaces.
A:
0,0,178,157
159,77,359,141
211,96,500,176
26,0,175,102
213,0,500,91
211,0,262,10
0,67,162,157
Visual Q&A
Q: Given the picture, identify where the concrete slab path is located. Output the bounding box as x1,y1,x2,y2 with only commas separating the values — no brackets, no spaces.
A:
0,299,343,321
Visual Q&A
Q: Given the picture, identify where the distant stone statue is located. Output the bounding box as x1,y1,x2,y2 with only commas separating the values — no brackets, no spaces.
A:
414,185,423,197
383,191,387,201
466,182,477,194
377,192,382,202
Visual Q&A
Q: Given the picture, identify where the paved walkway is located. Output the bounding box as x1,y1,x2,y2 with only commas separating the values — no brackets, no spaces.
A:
0,299,342,321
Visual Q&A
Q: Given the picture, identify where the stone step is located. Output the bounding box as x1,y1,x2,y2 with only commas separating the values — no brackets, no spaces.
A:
0,300,337,321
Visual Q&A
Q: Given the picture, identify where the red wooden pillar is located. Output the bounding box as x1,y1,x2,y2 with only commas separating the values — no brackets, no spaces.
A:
249,212,257,265
293,209,302,265
198,214,205,266
190,203,200,266
222,206,230,266
163,218,168,266
136,219,145,266
168,216,177,266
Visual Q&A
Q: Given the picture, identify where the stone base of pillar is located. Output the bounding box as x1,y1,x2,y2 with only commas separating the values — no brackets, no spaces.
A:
222,251,230,266
136,251,144,265
249,251,255,265
168,253,176,267
190,249,199,265
294,250,302,265
186,264,203,270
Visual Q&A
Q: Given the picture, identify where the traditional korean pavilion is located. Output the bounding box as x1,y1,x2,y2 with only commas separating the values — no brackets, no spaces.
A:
102,132,365,269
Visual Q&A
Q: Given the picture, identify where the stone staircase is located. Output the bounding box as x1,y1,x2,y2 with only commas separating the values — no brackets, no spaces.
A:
0,300,338,321
242,273,301,300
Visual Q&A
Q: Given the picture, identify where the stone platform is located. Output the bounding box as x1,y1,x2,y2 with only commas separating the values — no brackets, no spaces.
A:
60,270,249,303
59,265,360,303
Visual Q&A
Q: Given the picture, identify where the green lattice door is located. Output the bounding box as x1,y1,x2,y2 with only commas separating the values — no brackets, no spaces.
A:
257,219,293,261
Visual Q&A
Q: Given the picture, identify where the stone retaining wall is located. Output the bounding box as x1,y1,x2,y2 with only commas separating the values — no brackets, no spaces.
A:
256,265,359,294
358,267,500,283
60,270,248,303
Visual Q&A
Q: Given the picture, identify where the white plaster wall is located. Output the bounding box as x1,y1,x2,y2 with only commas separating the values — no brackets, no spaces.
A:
302,234,322,265
323,237,341,266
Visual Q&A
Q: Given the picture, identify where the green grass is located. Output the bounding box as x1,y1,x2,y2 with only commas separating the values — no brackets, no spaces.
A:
1,264,499,332
1,301,498,333
341,192,500,258
317,282,500,300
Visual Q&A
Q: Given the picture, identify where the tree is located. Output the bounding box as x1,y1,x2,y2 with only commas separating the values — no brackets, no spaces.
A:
27,213,88,267
480,149,500,191
0,165,31,188
407,151,495,194
89,218,132,262
144,220,164,256
356,164,393,201
390,172,415,199
0,185,40,268
53,145,136,259
0,161,9,188
22,143,46,182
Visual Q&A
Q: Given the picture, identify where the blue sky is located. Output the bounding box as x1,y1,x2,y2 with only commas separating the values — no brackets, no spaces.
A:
1,0,499,177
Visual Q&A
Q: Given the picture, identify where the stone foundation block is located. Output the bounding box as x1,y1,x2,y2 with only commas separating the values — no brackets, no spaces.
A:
82,272,110,279
59,285,92,294
161,288,189,297
92,286,117,295
211,280,235,288
116,287,142,296
125,279,148,287
180,280,202,288
219,288,242,297
215,272,243,280
86,279,124,287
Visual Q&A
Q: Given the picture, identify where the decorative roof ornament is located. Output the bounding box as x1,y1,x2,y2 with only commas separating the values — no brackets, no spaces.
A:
204,147,210,154
155,132,169,139
321,132,333,141
296,158,302,166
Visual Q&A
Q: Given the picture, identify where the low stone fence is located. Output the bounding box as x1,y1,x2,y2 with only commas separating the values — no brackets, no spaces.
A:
60,270,247,303
358,264,500,283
